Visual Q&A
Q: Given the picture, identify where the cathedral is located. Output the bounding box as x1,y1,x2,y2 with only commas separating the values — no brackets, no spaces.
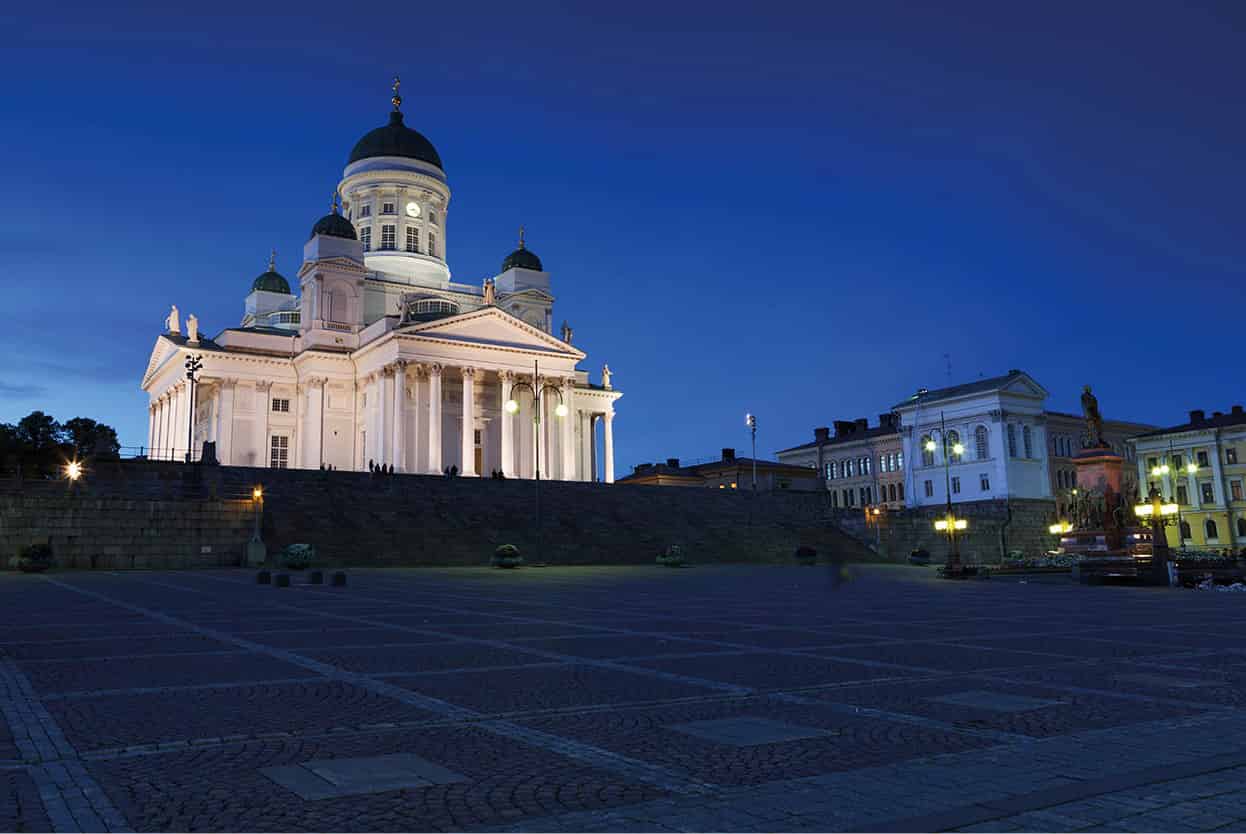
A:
141,81,621,482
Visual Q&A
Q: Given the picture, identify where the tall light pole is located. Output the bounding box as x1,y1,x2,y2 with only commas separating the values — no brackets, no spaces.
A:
505,359,568,562
184,354,203,463
925,410,967,576
746,413,757,492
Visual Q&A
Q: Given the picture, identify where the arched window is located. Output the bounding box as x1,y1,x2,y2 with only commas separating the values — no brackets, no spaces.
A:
1023,425,1033,458
829,462,837,479
921,435,934,467
889,483,897,502
1206,519,1219,540
975,425,989,460
844,459,853,478
1238,518,1246,538
1180,521,1191,540
1007,424,1018,457
947,430,962,463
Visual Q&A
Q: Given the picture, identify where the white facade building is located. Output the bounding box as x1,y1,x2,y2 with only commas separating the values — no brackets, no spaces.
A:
141,85,621,480
894,370,1053,507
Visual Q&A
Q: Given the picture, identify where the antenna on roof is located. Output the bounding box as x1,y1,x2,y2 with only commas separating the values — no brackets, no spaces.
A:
943,353,952,382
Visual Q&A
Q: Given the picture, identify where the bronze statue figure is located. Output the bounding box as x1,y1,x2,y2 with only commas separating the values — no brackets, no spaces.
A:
1081,385,1105,449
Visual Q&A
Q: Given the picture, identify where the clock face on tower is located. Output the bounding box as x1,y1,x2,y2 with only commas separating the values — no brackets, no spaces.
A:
405,201,421,218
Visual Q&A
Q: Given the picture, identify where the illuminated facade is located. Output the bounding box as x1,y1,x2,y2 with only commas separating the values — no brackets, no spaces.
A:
141,83,621,480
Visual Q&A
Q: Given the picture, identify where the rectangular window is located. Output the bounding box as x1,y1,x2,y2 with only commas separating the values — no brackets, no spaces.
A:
1201,482,1215,503
269,435,289,469
1023,426,1033,458
359,226,371,251
428,232,437,257
406,226,419,253
924,479,934,498
381,201,395,215
1198,450,1210,467
358,204,371,218
980,473,990,491
1177,484,1189,505
951,476,961,494
271,398,289,413
1147,457,1158,471
1007,424,1017,457
380,224,396,250
429,209,438,226
1232,480,1243,501
1227,448,1238,465
1172,454,1184,470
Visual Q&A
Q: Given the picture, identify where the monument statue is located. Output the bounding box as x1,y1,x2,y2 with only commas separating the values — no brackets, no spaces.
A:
1081,385,1105,448
187,314,199,343
560,320,573,344
167,305,180,334
601,363,612,390
482,278,496,306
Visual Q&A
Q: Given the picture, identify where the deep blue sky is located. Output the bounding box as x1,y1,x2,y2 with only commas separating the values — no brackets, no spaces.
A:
4,1,1244,471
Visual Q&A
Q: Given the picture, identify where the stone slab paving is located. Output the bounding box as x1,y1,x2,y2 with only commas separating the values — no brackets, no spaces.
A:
2,564,1246,830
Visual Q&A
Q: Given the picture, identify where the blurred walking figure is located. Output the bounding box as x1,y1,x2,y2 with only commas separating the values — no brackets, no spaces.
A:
828,550,851,590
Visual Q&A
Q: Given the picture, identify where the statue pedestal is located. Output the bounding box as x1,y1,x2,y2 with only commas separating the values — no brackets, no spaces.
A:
1074,446,1126,552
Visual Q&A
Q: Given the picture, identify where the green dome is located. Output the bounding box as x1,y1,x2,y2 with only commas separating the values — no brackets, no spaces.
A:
252,269,291,294
348,111,444,169
309,212,357,241
502,246,543,273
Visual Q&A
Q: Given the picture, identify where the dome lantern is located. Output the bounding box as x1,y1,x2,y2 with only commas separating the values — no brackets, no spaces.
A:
252,249,292,294
501,226,543,273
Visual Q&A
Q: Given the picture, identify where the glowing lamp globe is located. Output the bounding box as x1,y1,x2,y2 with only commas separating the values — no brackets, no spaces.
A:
504,399,519,414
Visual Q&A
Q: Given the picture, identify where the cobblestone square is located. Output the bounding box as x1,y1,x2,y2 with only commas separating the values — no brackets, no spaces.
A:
3,564,1246,831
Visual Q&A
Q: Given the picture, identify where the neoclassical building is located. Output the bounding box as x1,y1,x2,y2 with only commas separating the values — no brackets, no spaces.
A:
141,82,622,481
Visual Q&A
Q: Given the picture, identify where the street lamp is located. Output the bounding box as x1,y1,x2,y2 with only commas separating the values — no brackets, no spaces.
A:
184,354,203,463
64,460,83,484
745,413,757,492
504,359,567,562
1048,520,1073,535
1135,483,1179,584
925,410,968,576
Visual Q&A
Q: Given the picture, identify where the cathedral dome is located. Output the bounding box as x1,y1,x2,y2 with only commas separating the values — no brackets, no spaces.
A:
309,212,357,241
348,111,444,170
252,251,291,294
501,230,543,273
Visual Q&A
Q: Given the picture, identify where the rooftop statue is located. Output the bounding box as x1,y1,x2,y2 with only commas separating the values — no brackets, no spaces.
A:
1081,384,1105,448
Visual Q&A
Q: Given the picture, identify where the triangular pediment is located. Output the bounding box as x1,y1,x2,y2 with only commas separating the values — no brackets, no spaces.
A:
1002,374,1048,399
141,336,178,389
398,307,584,358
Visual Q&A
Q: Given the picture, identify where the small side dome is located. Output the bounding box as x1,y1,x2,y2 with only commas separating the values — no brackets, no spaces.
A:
252,250,291,294
309,212,357,241
501,228,542,272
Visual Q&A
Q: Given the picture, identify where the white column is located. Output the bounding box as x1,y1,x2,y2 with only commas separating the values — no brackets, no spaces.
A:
410,366,424,473
603,411,615,484
461,367,477,476
589,414,598,482
146,404,155,457
539,383,550,477
367,373,382,468
392,361,406,471
256,381,272,468
305,378,324,468
218,379,236,465
172,381,187,461
561,379,575,480
500,372,515,478
427,364,442,473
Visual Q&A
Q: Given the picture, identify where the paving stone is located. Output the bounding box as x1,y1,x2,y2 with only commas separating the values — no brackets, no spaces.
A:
927,690,1065,713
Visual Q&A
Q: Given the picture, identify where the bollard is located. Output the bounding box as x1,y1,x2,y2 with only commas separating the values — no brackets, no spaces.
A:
330,571,347,587
274,573,290,588
309,570,324,585
256,570,271,585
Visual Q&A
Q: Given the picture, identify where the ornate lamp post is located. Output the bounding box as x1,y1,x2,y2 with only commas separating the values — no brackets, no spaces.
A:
745,413,758,492
1151,456,1197,552
864,504,886,551
924,411,968,576
504,359,568,561
1135,483,1179,584
184,354,203,463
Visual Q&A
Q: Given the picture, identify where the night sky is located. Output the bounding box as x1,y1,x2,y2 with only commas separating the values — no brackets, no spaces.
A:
4,1,1244,471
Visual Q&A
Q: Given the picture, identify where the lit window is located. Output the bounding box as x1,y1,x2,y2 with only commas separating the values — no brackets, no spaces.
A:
380,224,396,250
1198,450,1210,467
948,430,962,463
980,473,990,491
358,204,371,218
359,226,372,251
951,476,961,494
1007,424,1017,457
381,201,395,215
731,482,737,489
829,462,837,479
406,227,419,253
1227,448,1238,464
923,479,933,498
897,452,903,470
921,435,934,467
880,455,887,473
975,425,989,460
271,398,290,413
269,435,289,469
1201,482,1215,503
1231,480,1242,501
1023,425,1033,458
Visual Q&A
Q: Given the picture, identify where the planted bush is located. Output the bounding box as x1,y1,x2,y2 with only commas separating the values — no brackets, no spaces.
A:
282,544,315,570
656,545,686,567
18,544,53,573
493,544,523,568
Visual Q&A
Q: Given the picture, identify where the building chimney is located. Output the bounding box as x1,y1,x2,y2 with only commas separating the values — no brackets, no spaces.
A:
814,427,830,443
1189,409,1206,424
878,413,897,428
722,448,736,462
1233,405,1243,416
833,420,855,437
666,458,680,468
1213,412,1224,419
854,417,869,432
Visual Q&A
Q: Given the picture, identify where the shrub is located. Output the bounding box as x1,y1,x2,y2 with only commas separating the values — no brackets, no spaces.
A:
493,544,523,568
18,543,52,573
656,545,685,567
282,544,314,570
795,546,817,564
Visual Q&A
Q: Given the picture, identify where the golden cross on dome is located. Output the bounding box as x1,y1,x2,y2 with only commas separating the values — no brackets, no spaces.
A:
391,75,402,111
518,225,526,249
268,249,276,271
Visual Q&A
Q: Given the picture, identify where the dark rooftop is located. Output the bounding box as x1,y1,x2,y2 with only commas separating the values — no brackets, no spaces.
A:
891,369,1038,410
1136,406,1246,438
